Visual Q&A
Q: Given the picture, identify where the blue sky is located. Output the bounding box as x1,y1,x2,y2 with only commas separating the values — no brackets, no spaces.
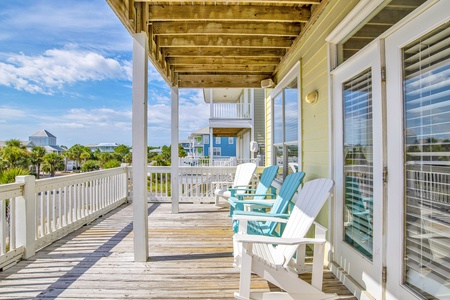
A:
0,0,209,147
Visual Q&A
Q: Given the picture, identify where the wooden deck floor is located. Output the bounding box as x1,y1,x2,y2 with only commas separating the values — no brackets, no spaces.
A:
0,202,356,299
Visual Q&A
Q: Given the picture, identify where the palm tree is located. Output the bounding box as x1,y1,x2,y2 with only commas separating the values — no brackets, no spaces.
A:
65,144,90,170
96,152,111,168
1,140,29,169
42,153,65,177
29,146,46,179
80,151,91,164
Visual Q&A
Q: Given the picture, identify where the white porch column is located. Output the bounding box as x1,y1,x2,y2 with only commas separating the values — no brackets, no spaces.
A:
132,32,149,262
250,89,255,160
171,86,179,214
209,89,214,166
16,175,36,259
209,128,214,166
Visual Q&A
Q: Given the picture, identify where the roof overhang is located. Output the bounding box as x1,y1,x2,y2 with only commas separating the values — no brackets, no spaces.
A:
106,0,327,88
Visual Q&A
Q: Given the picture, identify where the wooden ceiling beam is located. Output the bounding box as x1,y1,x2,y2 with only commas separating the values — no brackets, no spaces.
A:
167,57,280,66
173,65,276,73
163,47,286,58
148,5,310,22
157,35,294,48
178,74,269,88
151,21,301,37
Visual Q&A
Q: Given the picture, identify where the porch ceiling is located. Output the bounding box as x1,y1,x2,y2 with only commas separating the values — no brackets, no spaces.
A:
106,0,326,88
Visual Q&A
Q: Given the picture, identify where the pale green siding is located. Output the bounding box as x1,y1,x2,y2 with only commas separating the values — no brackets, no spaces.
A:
254,89,266,149
265,0,360,228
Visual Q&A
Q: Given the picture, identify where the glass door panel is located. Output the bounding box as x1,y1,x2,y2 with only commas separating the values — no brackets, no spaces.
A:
332,40,384,300
343,69,374,259
403,21,450,300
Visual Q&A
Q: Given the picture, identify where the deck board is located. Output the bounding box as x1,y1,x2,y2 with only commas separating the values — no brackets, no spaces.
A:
0,203,356,299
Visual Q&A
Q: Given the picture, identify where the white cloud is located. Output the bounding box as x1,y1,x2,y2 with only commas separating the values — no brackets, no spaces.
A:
0,48,131,95
0,107,28,119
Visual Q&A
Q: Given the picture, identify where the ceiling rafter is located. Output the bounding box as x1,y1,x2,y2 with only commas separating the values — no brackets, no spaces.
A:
107,0,322,87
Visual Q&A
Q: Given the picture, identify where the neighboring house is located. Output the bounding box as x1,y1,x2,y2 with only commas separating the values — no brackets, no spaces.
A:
110,1,450,299
87,143,119,153
29,130,65,154
179,140,192,156
203,88,265,165
187,126,236,159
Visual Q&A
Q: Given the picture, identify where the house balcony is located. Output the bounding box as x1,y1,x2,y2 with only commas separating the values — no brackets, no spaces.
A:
209,103,253,135
0,166,355,299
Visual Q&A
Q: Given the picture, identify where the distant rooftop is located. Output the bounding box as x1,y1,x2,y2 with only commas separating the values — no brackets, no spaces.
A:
30,130,56,138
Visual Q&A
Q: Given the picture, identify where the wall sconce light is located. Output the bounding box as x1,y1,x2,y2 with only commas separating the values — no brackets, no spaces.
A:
305,90,319,104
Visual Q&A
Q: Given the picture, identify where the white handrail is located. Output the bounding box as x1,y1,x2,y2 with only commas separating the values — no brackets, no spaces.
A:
0,167,128,270
211,103,251,119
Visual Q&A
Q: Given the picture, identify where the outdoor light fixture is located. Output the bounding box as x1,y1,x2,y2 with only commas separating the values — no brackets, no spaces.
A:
305,90,319,104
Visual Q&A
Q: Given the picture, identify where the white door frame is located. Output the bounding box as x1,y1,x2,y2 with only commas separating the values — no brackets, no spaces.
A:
385,1,450,299
331,40,385,300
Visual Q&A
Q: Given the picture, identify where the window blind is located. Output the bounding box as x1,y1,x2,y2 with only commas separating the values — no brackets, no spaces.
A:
403,21,450,300
343,68,374,260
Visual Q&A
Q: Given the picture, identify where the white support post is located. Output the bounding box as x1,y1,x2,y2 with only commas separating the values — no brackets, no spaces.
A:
250,89,255,160
209,127,214,166
209,89,214,166
132,31,149,262
16,175,36,259
209,88,214,118
171,86,180,214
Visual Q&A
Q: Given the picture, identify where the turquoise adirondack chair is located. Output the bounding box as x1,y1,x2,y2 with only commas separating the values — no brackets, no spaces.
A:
227,165,279,216
230,171,306,237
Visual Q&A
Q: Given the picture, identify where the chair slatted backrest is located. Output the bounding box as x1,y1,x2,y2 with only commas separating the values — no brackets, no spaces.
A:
233,163,257,190
277,178,334,265
251,165,279,199
266,171,306,234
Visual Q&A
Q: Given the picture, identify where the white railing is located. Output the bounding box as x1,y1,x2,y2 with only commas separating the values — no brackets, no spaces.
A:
147,165,259,203
180,157,262,167
212,103,251,119
0,181,24,269
180,157,236,167
0,167,128,270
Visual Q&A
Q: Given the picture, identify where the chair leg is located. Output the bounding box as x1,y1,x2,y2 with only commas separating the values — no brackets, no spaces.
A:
311,243,325,290
235,242,252,299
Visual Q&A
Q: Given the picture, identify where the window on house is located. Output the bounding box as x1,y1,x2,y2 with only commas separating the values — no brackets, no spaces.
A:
228,137,234,144
204,135,209,144
272,73,299,179
215,137,221,144
213,147,221,156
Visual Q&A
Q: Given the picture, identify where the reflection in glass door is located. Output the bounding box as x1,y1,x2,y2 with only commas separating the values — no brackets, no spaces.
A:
402,21,450,299
343,69,374,259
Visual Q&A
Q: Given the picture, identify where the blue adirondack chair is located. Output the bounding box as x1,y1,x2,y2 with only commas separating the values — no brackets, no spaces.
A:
230,171,306,237
227,165,279,216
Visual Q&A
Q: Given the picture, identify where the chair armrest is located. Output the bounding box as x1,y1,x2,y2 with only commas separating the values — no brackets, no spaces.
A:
211,181,233,186
234,234,326,246
236,193,276,199
232,212,289,223
211,181,233,190
228,199,275,207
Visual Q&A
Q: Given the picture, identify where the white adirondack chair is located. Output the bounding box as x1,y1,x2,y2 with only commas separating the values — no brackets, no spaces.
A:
232,178,336,300
213,162,257,206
